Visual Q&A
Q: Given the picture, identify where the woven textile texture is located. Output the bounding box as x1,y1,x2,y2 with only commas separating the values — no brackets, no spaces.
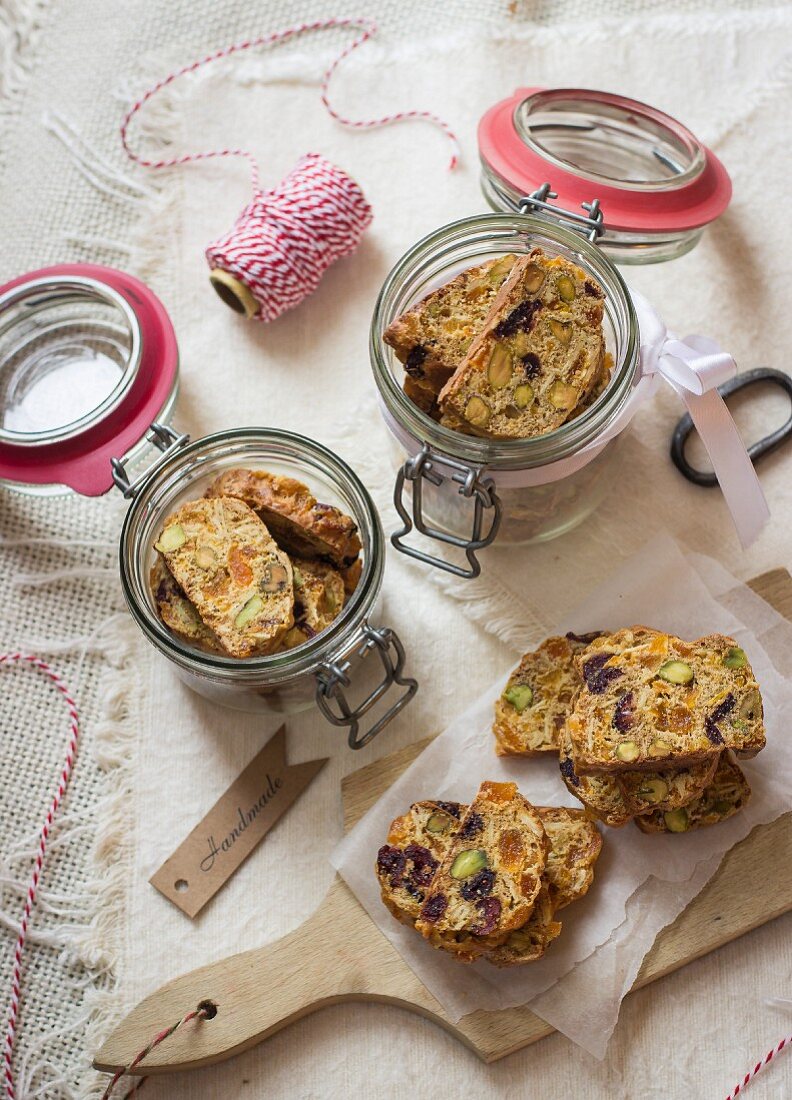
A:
1,1,791,1099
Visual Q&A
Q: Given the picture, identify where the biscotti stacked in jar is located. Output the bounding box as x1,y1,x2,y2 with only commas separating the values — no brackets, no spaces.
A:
385,250,611,440
151,467,362,658
494,628,765,832
376,780,603,966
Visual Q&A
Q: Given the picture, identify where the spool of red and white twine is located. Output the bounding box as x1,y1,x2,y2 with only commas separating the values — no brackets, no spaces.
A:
2,655,80,1100
120,18,460,322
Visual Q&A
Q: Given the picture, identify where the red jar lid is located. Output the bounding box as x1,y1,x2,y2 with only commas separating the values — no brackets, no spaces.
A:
478,87,731,236
0,264,178,495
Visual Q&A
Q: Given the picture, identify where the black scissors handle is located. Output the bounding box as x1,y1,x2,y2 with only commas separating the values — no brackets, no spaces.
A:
670,367,792,487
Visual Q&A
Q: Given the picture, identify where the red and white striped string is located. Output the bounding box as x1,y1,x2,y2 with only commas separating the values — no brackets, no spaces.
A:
120,17,459,323
100,1003,212,1099
726,1033,792,1099
2,654,80,1100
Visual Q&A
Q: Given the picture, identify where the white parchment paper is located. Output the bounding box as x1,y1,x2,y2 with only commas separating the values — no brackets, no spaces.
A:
330,535,792,1055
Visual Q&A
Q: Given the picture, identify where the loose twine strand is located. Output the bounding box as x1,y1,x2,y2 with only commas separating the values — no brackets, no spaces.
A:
120,18,460,323
725,1033,792,1099
100,1004,213,1099
120,17,460,187
2,655,80,1100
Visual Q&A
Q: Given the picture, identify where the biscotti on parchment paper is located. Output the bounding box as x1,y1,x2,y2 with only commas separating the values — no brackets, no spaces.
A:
376,784,603,966
567,627,765,775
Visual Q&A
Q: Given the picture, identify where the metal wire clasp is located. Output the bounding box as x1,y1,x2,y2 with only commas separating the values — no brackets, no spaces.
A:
391,444,502,579
519,183,604,244
315,623,418,749
111,421,191,499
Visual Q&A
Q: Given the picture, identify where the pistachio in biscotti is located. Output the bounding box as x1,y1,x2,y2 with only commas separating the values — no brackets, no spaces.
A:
635,752,751,833
150,556,225,655
438,249,605,440
205,468,361,571
617,754,719,817
277,557,345,652
415,781,548,961
155,495,293,658
566,626,765,775
383,255,518,402
493,633,606,757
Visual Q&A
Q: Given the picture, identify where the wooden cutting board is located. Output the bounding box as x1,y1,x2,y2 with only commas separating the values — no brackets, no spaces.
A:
94,569,792,1076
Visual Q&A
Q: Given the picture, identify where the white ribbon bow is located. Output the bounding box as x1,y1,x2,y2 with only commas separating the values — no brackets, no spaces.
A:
632,288,770,548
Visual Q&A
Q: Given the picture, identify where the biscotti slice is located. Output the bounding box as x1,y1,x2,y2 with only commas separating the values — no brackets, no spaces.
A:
485,884,562,967
617,754,719,817
559,721,635,827
568,627,764,775
376,800,466,923
150,557,224,655
493,632,604,756
278,557,345,651
415,781,548,956
536,805,602,909
438,249,606,440
635,753,751,833
384,254,517,397
403,375,441,419
486,806,602,966
205,468,361,570
154,496,293,658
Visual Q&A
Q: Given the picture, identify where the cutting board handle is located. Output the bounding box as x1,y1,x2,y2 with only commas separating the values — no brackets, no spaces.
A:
94,879,366,1075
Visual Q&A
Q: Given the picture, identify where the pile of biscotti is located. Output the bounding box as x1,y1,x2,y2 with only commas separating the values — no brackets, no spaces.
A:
376,781,602,966
383,248,612,439
151,468,362,658
493,628,765,831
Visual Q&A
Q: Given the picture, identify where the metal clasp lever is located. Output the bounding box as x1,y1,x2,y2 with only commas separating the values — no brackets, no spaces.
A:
519,183,604,244
111,421,191,499
315,624,418,749
391,444,502,579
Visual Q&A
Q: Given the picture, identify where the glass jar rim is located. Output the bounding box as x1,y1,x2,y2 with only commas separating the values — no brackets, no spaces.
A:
370,211,640,471
119,426,385,684
513,88,707,194
0,274,141,446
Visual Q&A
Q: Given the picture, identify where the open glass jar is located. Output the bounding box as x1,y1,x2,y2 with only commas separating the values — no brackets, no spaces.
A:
371,87,732,577
0,265,417,747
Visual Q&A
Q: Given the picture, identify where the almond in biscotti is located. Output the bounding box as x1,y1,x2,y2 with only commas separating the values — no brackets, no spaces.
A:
376,800,467,924
150,556,224,655
635,752,750,833
567,627,765,776
155,496,293,658
438,249,605,440
383,255,517,401
277,557,345,651
493,632,605,756
205,468,361,571
415,781,548,960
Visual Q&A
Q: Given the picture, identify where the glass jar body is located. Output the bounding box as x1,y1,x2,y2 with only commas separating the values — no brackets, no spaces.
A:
119,428,410,737
371,213,640,562
383,425,629,545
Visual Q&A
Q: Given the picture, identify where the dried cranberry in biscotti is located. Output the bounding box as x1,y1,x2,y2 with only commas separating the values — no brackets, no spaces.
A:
419,893,448,923
470,897,502,936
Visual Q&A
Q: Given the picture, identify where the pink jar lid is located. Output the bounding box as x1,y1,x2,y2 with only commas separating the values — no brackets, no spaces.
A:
478,87,731,236
0,264,178,496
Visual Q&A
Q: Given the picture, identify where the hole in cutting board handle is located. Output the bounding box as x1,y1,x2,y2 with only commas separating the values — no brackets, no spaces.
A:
197,1000,218,1020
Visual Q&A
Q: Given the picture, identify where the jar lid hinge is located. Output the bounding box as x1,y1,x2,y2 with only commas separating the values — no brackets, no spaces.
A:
519,184,605,245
